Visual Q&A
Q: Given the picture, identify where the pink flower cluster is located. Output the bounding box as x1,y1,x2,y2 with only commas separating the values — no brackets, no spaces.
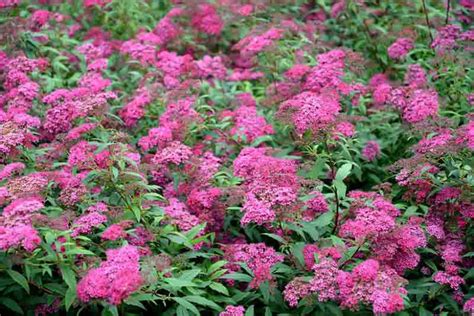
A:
278,92,341,135
285,257,408,314
220,305,245,316
233,147,299,225
77,245,143,305
223,243,284,288
387,37,414,60
227,93,274,142
389,88,439,123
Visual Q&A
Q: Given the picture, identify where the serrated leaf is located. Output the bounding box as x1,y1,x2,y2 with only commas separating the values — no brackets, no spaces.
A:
208,260,227,274
124,296,146,310
173,297,200,315
164,278,197,288
65,287,76,311
245,305,255,316
179,269,201,282
184,295,220,310
335,163,352,181
60,266,76,291
7,270,29,294
313,211,333,227
65,248,95,256
209,282,229,295
333,179,347,198
262,233,286,243
221,273,252,283
0,297,23,314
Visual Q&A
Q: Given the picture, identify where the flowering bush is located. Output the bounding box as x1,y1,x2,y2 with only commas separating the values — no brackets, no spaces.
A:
0,0,473,315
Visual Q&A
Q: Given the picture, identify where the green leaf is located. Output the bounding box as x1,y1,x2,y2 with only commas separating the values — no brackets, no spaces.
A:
0,297,23,314
164,278,197,288
65,287,76,311
305,157,327,180
313,211,333,227
7,270,30,294
208,260,227,274
251,135,273,147
111,166,119,181
262,233,286,243
245,305,255,316
221,273,253,283
60,266,77,291
179,269,201,282
333,179,347,198
173,297,200,315
185,223,206,240
101,305,119,316
65,248,96,256
335,163,352,181
209,282,229,295
184,296,220,310
124,296,146,310
131,205,141,222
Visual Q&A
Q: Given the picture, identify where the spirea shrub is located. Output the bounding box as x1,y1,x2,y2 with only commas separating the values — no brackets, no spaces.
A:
0,0,473,315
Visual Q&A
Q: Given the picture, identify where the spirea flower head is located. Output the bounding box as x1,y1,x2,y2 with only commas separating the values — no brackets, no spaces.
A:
0,223,41,252
233,28,284,57
101,223,127,241
387,37,414,60
278,91,341,135
415,131,452,154
333,121,355,139
227,243,284,288
240,193,276,226
432,25,462,51
138,127,173,151
191,4,224,35
220,305,245,316
433,271,465,290
0,162,25,181
362,140,381,161
119,87,153,127
464,297,474,313
340,195,399,241
152,141,192,166
309,258,340,301
303,49,346,93
164,198,201,232
233,147,299,220
77,245,142,305
284,277,311,307
71,212,107,237
230,102,274,143
3,197,44,218
303,191,329,221
405,64,427,88
403,89,439,123
194,55,227,80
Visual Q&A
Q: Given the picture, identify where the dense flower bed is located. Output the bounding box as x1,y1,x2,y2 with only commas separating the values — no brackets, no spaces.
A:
0,0,473,315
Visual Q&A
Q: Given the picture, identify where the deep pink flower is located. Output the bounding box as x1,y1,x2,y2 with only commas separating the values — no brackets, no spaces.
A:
220,305,245,316
284,278,311,307
191,4,224,36
388,38,414,60
362,140,381,161
101,224,127,241
77,245,142,305
278,92,341,135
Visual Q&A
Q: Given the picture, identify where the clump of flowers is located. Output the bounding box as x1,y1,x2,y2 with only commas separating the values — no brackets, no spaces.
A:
77,245,143,305
362,140,381,161
223,243,284,288
278,92,341,135
387,37,414,60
